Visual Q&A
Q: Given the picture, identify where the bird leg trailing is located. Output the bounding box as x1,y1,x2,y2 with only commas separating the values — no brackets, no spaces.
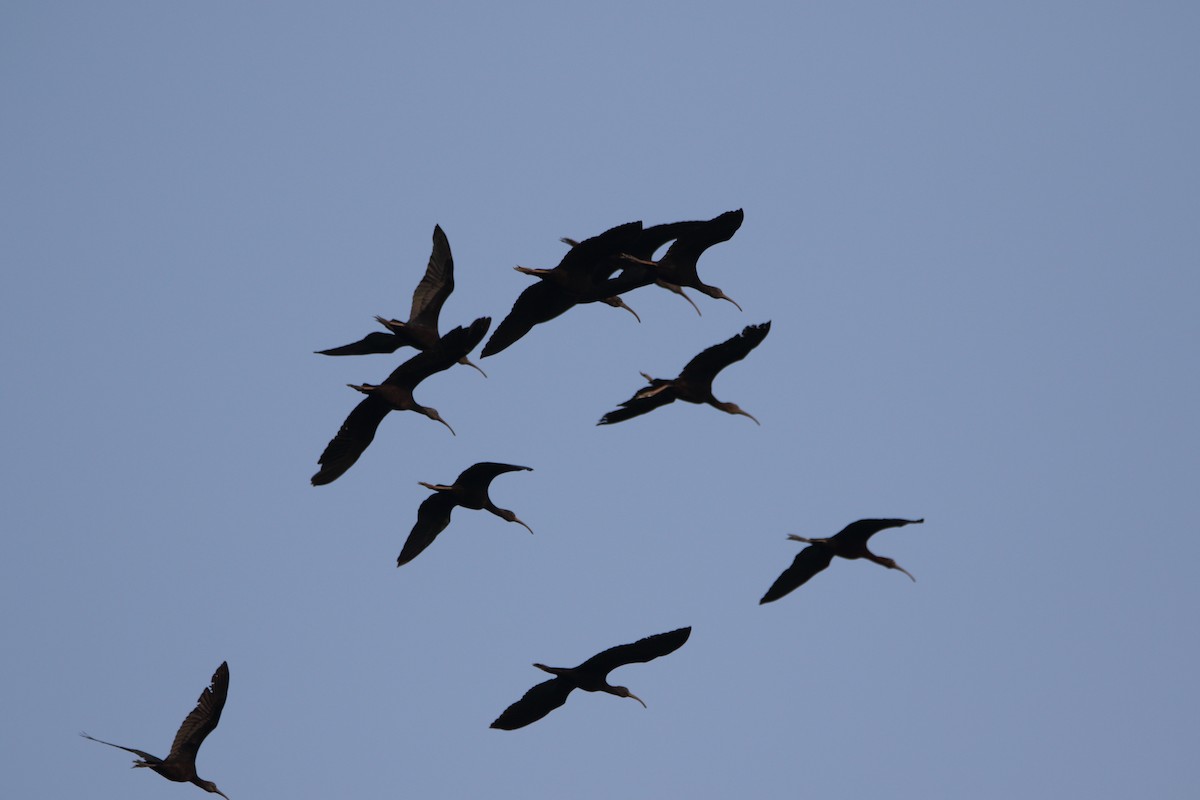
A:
375,315,405,331
513,265,551,277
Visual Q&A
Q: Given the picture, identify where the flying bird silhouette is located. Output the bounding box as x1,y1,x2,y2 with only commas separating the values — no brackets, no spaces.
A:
315,224,485,376
491,627,691,730
760,518,925,603
311,317,491,486
481,221,646,357
397,462,534,566
620,209,744,312
598,321,770,425
81,661,230,799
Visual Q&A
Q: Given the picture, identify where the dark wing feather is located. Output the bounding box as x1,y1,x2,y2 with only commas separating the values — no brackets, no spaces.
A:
408,225,454,329
79,733,163,765
678,321,770,384
311,394,391,486
578,627,692,675
597,386,677,425
384,317,491,386
397,492,458,566
167,662,229,762
455,462,532,489
658,209,744,263
759,544,836,603
490,677,574,730
482,283,576,357
315,331,403,356
830,518,924,550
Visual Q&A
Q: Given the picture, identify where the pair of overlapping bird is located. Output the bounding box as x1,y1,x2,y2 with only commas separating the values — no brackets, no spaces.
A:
84,211,924,796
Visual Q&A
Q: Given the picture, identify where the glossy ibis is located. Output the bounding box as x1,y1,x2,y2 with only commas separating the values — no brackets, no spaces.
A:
315,224,485,376
598,321,770,425
620,209,744,312
397,462,534,566
81,661,230,799
760,518,925,603
491,627,691,730
481,221,646,357
311,317,491,485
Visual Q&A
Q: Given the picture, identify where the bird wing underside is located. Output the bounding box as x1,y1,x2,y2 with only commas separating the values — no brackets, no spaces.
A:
760,544,837,603
659,209,744,262
597,385,677,425
482,283,576,357
455,462,532,487
678,321,771,384
311,394,391,486
397,492,458,566
578,627,692,674
315,330,404,356
385,317,491,385
832,518,924,550
167,662,229,761
409,224,455,329
490,677,574,730
80,733,163,765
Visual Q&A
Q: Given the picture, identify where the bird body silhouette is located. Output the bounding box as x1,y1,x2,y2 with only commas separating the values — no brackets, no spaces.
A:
760,518,925,603
316,225,485,376
311,317,491,485
598,321,770,425
482,221,647,357
81,661,230,799
397,462,534,566
491,627,691,730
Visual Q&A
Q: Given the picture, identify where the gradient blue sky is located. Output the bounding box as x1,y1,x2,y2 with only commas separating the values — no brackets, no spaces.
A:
3,3,1197,798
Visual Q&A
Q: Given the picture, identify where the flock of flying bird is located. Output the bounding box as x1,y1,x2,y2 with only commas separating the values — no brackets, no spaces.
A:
82,210,926,797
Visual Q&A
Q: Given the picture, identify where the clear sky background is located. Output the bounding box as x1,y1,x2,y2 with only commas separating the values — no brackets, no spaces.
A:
3,3,1197,798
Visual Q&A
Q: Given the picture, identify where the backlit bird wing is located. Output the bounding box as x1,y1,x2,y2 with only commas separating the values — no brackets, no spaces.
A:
315,330,404,356
490,677,574,730
397,492,458,566
596,386,677,425
482,282,576,357
454,462,532,488
408,225,455,330
657,209,744,267
578,627,692,675
759,544,836,603
311,394,391,486
678,321,770,385
830,518,925,550
167,662,229,762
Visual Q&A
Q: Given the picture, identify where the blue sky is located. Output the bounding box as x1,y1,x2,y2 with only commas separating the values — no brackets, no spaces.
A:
3,3,1198,798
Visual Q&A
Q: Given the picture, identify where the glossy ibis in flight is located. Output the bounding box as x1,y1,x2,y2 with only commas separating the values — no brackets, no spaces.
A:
760,518,925,604
481,221,647,357
598,321,770,426
620,209,744,312
397,462,534,566
81,661,230,799
311,317,491,486
491,626,691,730
315,224,486,376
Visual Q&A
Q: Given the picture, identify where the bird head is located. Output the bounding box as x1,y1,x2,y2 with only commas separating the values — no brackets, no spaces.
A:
198,780,229,800
718,402,760,425
498,509,534,535
420,406,456,436
699,285,742,311
611,686,647,708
